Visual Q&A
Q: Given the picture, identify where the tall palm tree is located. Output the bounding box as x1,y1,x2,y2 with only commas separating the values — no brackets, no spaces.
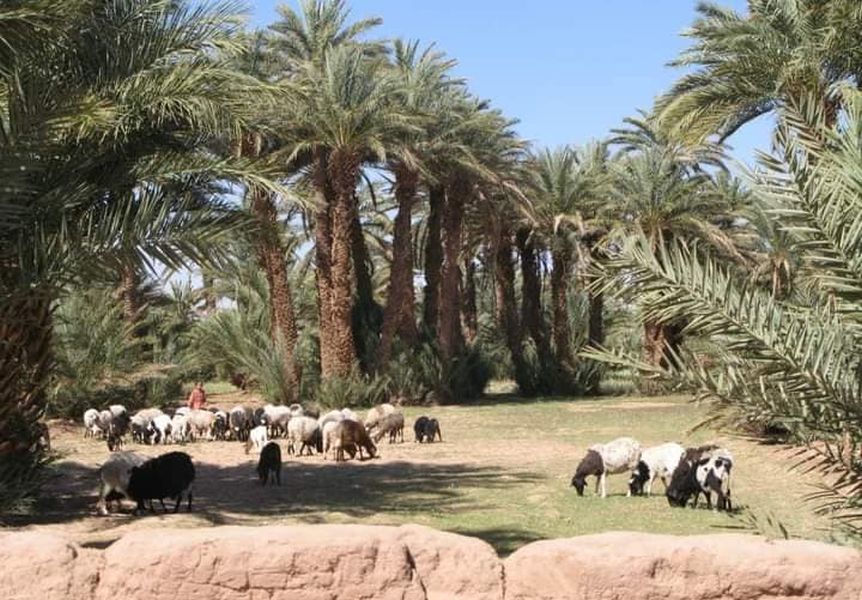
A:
283,46,416,377
527,145,606,375
657,0,862,142
268,0,388,379
376,40,459,368
609,114,739,374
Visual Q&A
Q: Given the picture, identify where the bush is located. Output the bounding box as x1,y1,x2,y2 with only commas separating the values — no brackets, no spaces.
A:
312,370,389,409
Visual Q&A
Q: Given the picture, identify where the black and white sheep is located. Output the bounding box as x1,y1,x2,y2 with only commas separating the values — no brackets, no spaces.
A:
257,441,282,486
571,437,641,498
96,451,147,515
666,445,734,511
628,442,685,497
126,451,195,514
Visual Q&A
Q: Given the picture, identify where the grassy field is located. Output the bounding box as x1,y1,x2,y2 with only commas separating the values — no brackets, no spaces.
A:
20,393,850,555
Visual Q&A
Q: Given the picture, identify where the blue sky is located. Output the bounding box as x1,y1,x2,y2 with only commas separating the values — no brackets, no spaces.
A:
247,0,774,169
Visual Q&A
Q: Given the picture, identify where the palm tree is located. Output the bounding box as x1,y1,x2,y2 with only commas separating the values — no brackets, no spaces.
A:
376,40,459,369
0,0,274,509
609,114,740,374
282,46,416,377
527,145,606,375
657,0,862,142
268,0,390,379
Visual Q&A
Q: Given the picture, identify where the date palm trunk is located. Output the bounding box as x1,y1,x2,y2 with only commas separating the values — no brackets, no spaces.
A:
377,165,419,368
438,178,467,360
494,224,529,385
550,239,574,371
250,187,300,400
0,290,53,509
461,255,478,345
349,195,381,374
517,227,553,371
422,184,444,336
313,153,336,378
326,148,360,376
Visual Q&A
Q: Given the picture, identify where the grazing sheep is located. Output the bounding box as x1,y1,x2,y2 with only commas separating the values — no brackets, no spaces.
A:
83,408,101,438
148,413,172,445
257,442,282,486
288,403,304,417
96,451,146,515
170,414,191,444
130,408,163,445
372,413,405,444
287,416,322,456
186,409,216,441
571,437,642,498
127,451,195,514
322,420,341,460
666,445,734,511
264,405,292,438
245,425,269,454
628,442,685,497
332,420,377,462
414,416,442,443
364,403,396,432
212,410,228,441
229,406,253,441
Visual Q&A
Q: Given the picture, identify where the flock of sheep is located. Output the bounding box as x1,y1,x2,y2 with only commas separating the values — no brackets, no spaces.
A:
570,437,734,511
85,401,445,515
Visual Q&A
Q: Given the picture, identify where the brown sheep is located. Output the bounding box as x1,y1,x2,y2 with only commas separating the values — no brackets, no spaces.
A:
333,420,377,462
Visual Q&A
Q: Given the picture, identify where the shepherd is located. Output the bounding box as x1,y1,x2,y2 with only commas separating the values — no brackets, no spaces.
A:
186,382,207,410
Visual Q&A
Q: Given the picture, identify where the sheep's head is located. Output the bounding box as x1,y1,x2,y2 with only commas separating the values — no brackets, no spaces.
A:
571,475,586,496
628,461,650,496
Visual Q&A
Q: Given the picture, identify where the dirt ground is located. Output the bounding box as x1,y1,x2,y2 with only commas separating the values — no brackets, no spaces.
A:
9,392,851,555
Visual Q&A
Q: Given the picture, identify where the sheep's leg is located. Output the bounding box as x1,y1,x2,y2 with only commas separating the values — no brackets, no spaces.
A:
705,491,713,510
159,498,168,513
276,467,281,487
97,483,110,515
601,473,608,498
646,477,653,497
173,495,181,513
187,489,193,512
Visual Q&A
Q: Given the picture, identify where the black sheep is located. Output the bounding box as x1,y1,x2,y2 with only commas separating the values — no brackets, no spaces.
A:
413,416,430,442
127,451,195,515
414,416,443,443
257,441,282,486
571,449,603,496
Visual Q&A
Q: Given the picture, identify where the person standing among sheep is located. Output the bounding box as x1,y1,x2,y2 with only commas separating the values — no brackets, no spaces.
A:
186,382,207,410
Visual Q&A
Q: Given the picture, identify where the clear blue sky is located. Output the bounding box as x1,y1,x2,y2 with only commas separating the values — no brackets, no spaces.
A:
247,0,773,168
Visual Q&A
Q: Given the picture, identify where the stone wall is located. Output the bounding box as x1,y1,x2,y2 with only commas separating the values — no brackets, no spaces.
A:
1,525,859,600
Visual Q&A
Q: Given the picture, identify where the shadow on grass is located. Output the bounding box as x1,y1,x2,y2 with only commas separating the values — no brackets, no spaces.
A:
450,526,547,556
11,456,544,551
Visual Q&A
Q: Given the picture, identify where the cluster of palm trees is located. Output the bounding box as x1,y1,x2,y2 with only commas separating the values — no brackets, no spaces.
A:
3,0,862,518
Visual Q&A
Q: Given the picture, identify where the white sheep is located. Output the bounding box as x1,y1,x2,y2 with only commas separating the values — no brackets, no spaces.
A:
245,425,269,454
96,451,146,515
186,409,216,441
83,408,101,438
286,416,321,456
171,414,191,444
571,437,642,498
264,404,292,437
318,409,344,429
628,442,685,496
321,420,342,460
